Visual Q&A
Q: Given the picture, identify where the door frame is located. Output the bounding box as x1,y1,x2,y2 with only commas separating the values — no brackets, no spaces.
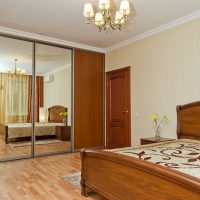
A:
106,66,131,148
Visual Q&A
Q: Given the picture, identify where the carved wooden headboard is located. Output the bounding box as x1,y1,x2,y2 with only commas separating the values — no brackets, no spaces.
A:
177,101,200,140
48,105,67,123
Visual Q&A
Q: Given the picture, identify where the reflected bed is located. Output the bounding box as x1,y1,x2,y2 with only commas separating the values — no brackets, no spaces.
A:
3,122,63,143
0,105,67,143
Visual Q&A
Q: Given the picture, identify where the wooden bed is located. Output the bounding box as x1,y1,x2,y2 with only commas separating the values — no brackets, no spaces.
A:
3,105,67,143
48,105,67,123
81,101,200,200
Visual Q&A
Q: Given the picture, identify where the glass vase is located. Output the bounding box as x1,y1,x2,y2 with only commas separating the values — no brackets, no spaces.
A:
155,127,160,140
63,117,67,126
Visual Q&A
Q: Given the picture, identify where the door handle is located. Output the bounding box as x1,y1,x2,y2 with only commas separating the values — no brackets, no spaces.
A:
122,110,128,113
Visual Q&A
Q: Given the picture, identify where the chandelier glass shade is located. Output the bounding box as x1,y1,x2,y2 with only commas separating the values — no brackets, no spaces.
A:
5,59,26,76
83,0,130,31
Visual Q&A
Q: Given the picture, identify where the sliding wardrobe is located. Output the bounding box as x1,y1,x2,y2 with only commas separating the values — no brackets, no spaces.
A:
74,49,105,150
0,35,72,161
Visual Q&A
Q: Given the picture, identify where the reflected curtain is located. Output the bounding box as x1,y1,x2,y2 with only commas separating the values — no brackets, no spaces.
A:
27,76,44,122
0,73,29,123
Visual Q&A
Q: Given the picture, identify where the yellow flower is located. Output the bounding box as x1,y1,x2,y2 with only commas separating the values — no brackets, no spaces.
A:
150,113,168,138
150,113,157,120
60,112,68,116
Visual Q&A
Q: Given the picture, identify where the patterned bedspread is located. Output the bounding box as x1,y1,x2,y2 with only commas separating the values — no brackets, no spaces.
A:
4,122,63,139
106,139,200,179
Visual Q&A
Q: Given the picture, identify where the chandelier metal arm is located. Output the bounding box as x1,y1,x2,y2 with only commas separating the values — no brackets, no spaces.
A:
101,13,128,31
109,15,127,30
86,18,93,24
85,17,103,31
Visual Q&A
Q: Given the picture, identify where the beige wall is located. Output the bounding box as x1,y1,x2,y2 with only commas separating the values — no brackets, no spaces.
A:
44,67,71,125
105,18,200,147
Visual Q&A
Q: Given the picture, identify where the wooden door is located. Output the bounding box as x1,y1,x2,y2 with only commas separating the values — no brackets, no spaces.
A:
74,49,105,150
106,67,131,149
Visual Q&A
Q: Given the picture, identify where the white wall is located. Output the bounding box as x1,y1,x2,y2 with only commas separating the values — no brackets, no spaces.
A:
44,67,71,125
105,17,200,146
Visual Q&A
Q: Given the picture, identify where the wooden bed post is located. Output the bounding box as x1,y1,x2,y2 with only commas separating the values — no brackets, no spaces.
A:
80,148,93,197
5,125,8,144
176,105,181,139
80,148,89,197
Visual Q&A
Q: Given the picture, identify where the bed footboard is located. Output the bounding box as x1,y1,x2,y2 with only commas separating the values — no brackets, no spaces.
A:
0,124,9,144
80,148,200,200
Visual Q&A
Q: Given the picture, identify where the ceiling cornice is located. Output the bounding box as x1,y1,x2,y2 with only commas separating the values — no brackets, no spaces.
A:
0,10,200,54
105,10,200,52
0,26,106,53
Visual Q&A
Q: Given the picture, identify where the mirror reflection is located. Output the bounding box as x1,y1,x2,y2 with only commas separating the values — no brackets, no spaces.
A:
0,36,72,161
35,43,72,155
0,36,32,160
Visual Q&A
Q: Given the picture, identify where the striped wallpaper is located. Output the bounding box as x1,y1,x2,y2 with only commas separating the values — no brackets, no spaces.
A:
105,17,200,146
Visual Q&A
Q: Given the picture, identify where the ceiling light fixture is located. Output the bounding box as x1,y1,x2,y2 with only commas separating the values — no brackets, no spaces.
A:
83,0,130,31
5,59,26,76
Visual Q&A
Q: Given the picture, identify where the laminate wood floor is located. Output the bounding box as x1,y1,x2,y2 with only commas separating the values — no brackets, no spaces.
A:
0,134,71,161
0,153,105,200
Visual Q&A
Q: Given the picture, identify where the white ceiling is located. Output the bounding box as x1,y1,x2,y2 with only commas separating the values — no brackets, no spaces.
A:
0,0,200,49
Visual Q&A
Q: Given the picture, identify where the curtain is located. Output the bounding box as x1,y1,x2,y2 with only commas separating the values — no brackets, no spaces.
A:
0,73,44,123
27,76,44,122
0,73,29,123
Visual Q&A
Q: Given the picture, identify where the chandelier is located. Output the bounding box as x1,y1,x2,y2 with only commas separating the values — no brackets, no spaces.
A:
5,59,26,76
83,0,130,31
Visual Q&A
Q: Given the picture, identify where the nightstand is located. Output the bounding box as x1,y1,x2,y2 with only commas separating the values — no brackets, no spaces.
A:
56,126,71,141
140,137,175,145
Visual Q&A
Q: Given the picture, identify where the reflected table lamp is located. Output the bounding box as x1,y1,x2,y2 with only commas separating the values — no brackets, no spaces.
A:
39,107,46,123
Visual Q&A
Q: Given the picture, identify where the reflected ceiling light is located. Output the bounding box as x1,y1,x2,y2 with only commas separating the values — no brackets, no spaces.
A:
5,59,26,76
83,0,130,31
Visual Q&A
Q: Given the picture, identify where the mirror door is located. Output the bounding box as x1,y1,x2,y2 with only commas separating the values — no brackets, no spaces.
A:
0,36,33,161
0,35,73,161
34,43,72,156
